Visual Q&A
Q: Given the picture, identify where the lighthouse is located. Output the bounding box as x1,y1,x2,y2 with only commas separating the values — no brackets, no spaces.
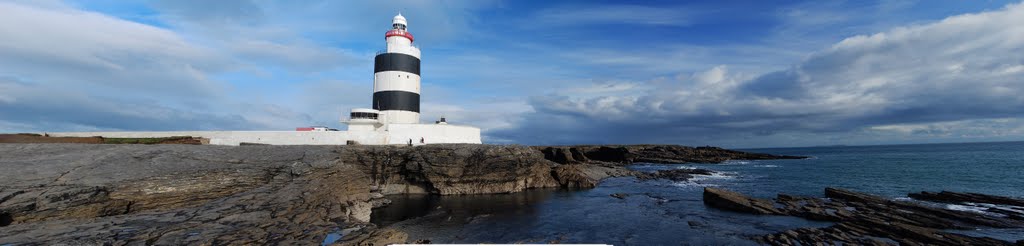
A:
372,13,421,124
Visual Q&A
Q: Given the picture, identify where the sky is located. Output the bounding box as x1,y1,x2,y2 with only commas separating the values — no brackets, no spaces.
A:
1,0,1023,148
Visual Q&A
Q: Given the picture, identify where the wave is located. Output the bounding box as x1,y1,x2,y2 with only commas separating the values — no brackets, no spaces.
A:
893,197,914,202
671,182,719,188
754,164,779,168
722,160,752,165
689,172,737,181
962,202,1024,215
673,165,699,170
944,204,992,214
671,172,737,188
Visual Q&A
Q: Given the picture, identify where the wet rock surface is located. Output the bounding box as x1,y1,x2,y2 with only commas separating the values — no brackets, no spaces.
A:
534,145,806,165
702,187,1024,245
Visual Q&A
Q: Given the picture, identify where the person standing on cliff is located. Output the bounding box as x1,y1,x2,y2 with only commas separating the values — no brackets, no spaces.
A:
420,137,424,144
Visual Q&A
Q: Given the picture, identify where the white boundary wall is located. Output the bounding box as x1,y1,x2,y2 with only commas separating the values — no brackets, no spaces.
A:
46,124,481,146
385,124,481,145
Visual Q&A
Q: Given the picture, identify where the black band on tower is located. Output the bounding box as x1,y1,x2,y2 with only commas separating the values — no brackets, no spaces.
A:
374,53,420,75
372,90,420,113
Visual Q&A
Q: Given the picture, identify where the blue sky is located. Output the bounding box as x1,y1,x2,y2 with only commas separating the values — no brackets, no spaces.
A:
1,0,1023,148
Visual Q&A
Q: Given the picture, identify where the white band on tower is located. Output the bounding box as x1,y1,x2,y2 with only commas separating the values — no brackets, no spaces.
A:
373,13,421,124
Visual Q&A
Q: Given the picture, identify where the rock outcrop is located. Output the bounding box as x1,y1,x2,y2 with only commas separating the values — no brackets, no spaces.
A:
0,143,803,245
637,168,716,182
337,144,562,195
702,187,1024,245
533,145,805,165
0,143,650,244
909,191,1024,207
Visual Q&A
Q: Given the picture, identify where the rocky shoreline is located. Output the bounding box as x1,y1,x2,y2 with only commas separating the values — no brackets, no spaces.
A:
6,143,1019,245
0,143,796,245
534,145,807,165
703,187,1024,245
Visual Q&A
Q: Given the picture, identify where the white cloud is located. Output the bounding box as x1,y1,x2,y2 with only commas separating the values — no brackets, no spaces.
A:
0,79,254,132
497,3,1024,147
0,2,322,133
870,118,1024,139
0,1,228,97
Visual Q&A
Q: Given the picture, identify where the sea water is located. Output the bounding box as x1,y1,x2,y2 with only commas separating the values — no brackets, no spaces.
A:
369,141,1024,244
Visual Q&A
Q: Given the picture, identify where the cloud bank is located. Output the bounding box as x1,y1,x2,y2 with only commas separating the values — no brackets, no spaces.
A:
492,3,1024,147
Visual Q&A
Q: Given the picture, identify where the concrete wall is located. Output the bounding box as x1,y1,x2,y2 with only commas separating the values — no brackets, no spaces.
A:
385,124,482,145
45,124,481,146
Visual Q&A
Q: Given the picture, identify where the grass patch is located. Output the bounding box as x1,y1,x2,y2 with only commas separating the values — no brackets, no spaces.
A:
102,136,194,144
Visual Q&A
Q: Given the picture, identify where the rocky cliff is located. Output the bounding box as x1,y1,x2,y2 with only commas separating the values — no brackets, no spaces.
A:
339,144,569,195
0,144,605,244
0,143,800,245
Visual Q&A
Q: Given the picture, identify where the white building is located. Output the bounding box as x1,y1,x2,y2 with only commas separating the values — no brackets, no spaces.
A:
47,14,482,146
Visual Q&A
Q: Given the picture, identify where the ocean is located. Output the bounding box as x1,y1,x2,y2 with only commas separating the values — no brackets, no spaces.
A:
369,141,1024,244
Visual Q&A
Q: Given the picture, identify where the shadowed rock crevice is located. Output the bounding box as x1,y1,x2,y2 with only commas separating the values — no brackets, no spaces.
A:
0,212,11,227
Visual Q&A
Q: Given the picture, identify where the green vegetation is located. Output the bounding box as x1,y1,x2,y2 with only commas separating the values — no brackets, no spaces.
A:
101,136,194,144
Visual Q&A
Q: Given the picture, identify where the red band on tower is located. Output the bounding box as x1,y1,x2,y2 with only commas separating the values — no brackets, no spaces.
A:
385,30,414,42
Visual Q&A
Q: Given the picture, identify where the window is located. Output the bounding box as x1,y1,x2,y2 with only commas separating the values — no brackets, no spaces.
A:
351,112,378,119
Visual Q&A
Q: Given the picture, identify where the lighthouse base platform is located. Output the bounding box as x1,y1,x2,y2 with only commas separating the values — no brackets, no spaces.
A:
44,124,481,146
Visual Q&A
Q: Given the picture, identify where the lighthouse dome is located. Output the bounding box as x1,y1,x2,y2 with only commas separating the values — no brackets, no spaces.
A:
392,13,407,26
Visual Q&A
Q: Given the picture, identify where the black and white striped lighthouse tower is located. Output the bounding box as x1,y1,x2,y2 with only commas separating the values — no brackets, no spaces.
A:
372,13,421,124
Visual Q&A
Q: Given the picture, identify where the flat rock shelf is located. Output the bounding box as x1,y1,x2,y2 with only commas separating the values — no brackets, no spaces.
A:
0,143,802,245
